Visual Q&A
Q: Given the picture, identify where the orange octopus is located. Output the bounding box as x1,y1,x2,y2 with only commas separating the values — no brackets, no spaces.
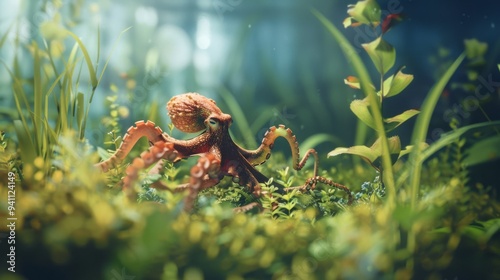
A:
96,93,352,211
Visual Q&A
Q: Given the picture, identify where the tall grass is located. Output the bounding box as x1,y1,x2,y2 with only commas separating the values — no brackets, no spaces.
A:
2,23,129,175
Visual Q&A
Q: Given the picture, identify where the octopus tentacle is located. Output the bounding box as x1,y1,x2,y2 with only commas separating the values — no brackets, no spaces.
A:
240,125,319,177
302,176,353,205
183,153,221,211
96,120,166,172
122,141,178,195
224,156,269,197
233,202,262,213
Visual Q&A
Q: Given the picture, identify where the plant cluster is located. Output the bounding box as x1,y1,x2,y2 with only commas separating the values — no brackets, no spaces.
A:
0,0,499,279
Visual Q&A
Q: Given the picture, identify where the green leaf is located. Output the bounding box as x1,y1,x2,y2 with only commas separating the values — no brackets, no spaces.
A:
464,39,488,60
371,136,401,166
65,30,98,90
398,143,428,159
408,52,466,208
387,136,402,155
384,109,420,132
480,218,500,243
33,42,43,155
328,145,378,163
346,0,381,27
385,67,414,97
344,76,361,89
14,120,36,164
413,121,500,167
463,135,500,167
379,74,394,96
76,92,85,136
329,136,403,168
343,17,359,28
388,137,402,164
362,36,396,75
350,98,376,130
0,22,13,49
345,76,376,90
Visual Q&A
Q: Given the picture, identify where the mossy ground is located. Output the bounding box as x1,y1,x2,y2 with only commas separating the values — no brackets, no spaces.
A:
1,132,499,280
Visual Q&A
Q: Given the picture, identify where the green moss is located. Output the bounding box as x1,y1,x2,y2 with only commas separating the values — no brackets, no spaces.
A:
1,1,499,279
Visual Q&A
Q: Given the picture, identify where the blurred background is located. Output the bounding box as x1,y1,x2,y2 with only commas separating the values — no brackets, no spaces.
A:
0,0,499,157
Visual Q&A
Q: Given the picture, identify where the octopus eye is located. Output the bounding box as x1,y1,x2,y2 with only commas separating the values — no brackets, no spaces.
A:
207,118,220,130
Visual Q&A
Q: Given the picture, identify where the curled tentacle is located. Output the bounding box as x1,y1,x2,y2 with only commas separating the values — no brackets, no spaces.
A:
122,141,178,196
95,120,165,172
302,176,353,205
183,153,221,211
240,125,319,178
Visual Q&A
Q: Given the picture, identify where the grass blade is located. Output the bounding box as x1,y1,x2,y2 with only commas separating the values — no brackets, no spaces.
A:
396,120,500,187
218,87,257,148
421,120,500,163
33,43,43,155
0,22,13,48
405,52,465,272
299,133,344,152
1,60,33,146
76,92,85,138
14,120,36,164
65,30,98,90
97,26,132,86
408,53,465,208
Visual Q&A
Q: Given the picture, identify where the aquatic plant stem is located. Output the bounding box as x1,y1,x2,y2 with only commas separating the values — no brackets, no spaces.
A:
406,52,465,271
312,9,396,207
408,53,465,209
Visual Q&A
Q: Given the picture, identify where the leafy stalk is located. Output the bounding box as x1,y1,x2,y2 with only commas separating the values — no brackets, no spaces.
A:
312,9,396,205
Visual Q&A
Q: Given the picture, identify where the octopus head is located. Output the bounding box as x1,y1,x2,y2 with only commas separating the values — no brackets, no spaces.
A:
167,92,232,133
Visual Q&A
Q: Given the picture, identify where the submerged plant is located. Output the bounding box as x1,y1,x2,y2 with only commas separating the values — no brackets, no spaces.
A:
1,1,499,279
314,0,500,276
316,0,422,197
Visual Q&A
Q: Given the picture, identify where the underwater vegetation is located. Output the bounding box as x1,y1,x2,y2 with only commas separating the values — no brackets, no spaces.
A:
0,0,500,279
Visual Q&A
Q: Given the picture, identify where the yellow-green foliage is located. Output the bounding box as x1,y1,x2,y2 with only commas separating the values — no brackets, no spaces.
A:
1,1,499,279
1,130,499,279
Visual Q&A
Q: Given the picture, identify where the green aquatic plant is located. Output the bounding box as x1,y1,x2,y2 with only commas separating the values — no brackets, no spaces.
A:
314,0,500,274
313,2,418,204
2,1,499,279
2,14,128,180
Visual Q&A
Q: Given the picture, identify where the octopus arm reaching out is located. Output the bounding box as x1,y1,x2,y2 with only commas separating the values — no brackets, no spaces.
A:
96,120,166,172
238,125,319,179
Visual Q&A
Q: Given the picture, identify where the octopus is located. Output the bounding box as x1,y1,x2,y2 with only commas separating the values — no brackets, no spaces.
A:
96,93,352,211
